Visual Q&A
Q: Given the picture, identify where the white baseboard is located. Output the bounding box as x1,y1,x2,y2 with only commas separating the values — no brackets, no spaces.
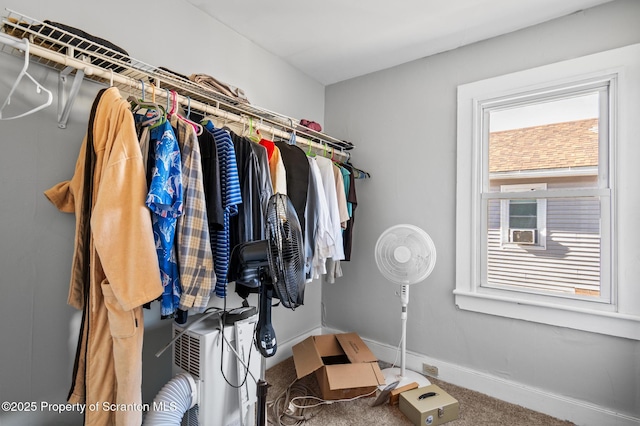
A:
322,327,639,426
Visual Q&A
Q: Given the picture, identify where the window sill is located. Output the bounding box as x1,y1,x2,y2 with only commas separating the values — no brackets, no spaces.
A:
453,289,640,340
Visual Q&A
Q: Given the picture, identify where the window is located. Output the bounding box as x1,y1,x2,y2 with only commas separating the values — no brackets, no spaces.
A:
500,183,547,248
455,44,640,340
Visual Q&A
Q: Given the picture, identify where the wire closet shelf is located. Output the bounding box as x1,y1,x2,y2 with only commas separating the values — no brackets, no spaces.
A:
0,8,355,161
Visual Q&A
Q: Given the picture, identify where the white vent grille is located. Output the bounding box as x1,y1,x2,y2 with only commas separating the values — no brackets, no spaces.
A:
173,329,201,379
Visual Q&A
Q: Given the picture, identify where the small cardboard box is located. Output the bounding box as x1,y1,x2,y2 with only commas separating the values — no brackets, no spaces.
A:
292,333,385,400
389,381,419,406
399,384,459,426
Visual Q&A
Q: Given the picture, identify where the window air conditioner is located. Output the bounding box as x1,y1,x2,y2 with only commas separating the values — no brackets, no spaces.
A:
509,229,537,244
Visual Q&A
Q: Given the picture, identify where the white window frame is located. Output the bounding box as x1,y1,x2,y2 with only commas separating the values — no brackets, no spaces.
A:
500,183,547,249
455,44,640,340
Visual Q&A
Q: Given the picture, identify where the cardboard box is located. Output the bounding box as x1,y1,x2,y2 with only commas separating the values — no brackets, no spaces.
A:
399,384,459,426
291,333,385,400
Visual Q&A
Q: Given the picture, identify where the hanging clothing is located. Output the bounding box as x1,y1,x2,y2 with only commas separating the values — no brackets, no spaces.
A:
340,165,353,218
169,115,216,315
304,157,319,280
270,145,287,195
306,156,333,280
147,120,183,319
230,132,273,246
341,163,358,261
205,122,242,297
275,141,309,233
198,126,224,232
315,155,345,262
260,138,287,195
44,87,162,426
333,163,350,229
259,137,275,159
324,162,349,282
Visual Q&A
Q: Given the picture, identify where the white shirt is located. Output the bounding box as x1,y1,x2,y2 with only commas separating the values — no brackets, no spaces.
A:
315,156,345,262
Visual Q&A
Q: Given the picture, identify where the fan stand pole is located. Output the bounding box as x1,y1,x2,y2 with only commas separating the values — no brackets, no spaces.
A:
381,285,431,389
256,379,269,426
400,296,407,379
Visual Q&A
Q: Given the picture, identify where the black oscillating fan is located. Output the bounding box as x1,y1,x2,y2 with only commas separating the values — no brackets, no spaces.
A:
229,193,306,358
229,193,305,426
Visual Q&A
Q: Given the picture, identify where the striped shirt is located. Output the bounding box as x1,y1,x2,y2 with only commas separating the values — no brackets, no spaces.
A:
205,122,242,298
170,115,216,311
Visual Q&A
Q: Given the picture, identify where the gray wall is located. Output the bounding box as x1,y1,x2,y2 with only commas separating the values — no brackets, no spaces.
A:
0,0,324,424
324,0,640,421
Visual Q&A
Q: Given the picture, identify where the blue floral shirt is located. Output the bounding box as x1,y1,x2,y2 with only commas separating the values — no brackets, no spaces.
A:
147,121,183,319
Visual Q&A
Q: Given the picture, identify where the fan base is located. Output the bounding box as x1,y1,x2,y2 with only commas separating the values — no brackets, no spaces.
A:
380,367,431,389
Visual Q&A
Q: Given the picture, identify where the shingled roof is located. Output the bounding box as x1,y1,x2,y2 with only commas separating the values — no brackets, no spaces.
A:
489,118,599,173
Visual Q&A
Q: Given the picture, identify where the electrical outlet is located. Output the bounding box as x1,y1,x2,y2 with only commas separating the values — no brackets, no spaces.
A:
422,363,439,377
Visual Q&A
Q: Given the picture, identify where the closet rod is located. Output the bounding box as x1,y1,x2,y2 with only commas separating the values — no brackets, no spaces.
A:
12,40,349,162
0,9,363,166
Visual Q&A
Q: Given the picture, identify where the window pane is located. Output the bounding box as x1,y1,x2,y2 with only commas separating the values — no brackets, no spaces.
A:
510,201,536,216
510,216,537,229
486,197,601,298
510,200,537,228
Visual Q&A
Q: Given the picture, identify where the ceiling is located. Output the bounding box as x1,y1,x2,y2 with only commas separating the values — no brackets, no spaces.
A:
188,0,613,86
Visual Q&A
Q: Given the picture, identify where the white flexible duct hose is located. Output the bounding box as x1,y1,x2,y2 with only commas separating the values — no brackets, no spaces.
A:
143,373,198,426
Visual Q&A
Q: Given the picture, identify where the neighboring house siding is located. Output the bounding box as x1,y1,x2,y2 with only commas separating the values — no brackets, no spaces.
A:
487,197,600,294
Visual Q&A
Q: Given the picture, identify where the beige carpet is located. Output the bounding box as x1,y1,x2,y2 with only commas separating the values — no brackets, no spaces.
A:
265,357,575,426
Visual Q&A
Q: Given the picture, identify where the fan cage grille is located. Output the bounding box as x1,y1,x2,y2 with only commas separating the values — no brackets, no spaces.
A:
265,194,305,309
375,224,436,285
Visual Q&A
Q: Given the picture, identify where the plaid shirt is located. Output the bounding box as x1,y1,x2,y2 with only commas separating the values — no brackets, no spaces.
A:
170,115,216,311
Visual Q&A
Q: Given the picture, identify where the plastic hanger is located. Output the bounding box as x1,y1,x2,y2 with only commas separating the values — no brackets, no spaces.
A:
165,88,172,116
0,35,53,120
130,98,165,127
139,79,146,102
129,80,166,128
306,142,316,158
246,117,261,142
288,130,297,146
172,92,203,136
141,88,171,131
185,96,192,119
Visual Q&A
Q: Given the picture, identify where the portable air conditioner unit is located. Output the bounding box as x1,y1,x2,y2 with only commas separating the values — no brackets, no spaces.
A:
509,229,537,244
172,314,261,426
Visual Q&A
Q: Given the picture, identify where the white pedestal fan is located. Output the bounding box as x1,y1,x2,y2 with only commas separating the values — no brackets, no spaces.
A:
375,224,437,389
